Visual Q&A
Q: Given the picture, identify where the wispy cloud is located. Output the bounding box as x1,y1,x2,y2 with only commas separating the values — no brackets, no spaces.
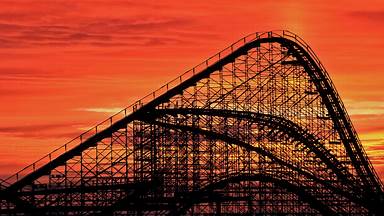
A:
0,67,59,80
0,123,82,139
349,10,384,21
0,16,195,48
0,0,221,49
76,107,123,114
345,100,384,116
348,113,384,135
367,145,384,152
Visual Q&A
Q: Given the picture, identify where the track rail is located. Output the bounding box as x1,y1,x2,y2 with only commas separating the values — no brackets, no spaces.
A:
1,30,382,215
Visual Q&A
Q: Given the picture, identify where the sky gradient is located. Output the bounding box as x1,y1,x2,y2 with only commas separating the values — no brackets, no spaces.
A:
0,0,384,181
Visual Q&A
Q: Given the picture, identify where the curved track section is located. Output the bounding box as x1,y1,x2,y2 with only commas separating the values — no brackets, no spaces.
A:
1,30,383,215
172,174,336,216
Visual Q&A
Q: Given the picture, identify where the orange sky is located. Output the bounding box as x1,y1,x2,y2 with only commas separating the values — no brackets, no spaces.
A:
0,0,383,181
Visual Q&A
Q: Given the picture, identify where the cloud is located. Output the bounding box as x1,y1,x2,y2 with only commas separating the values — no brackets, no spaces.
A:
0,67,56,80
345,100,384,116
349,10,384,21
0,67,88,97
76,107,123,114
362,138,384,144
0,16,197,48
0,1,222,49
368,155,384,164
348,112,384,135
367,145,384,152
0,67,131,88
0,123,82,139
365,139,384,151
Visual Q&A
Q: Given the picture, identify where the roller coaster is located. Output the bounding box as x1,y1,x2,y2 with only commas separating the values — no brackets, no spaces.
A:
0,30,383,215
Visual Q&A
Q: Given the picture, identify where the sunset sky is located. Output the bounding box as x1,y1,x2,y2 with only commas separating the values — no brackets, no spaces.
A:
0,0,383,181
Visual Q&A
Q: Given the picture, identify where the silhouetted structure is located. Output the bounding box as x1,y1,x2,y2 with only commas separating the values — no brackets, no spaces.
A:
0,30,383,215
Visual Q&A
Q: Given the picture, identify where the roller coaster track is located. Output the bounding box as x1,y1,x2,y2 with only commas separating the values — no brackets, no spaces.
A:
0,30,383,215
